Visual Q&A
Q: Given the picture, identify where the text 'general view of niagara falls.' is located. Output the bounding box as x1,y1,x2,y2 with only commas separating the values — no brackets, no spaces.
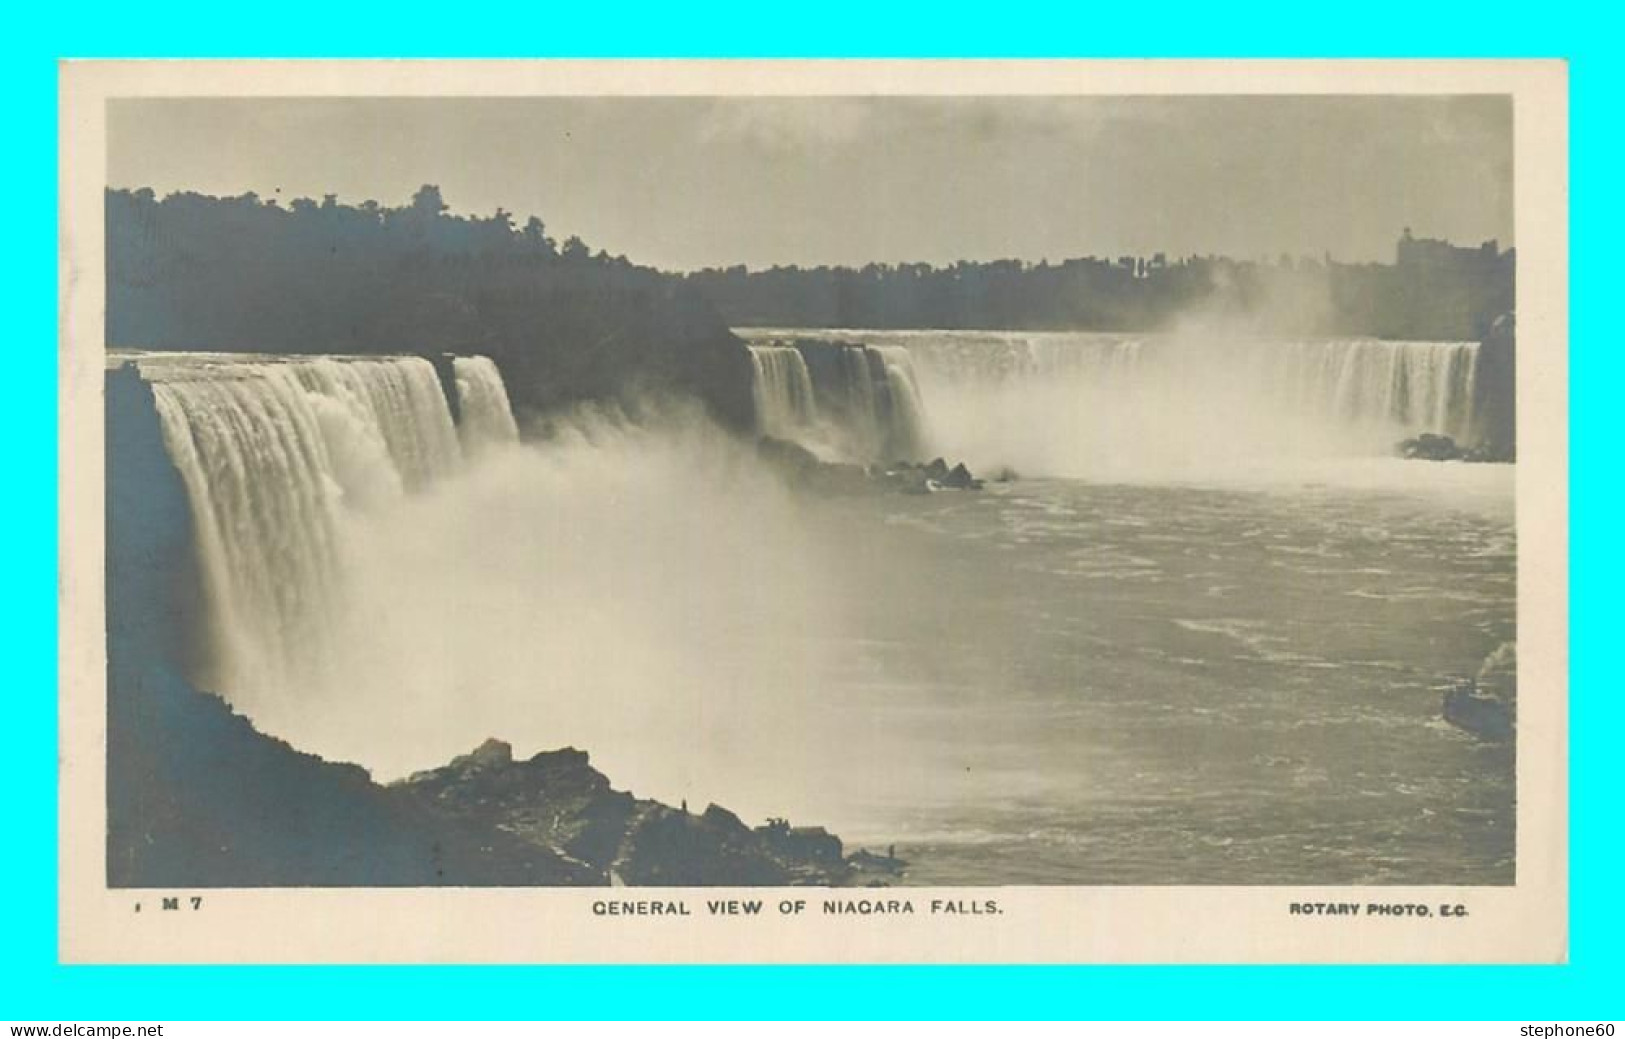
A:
103,93,1518,890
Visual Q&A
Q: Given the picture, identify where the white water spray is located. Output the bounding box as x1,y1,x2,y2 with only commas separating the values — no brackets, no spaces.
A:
121,352,854,820
745,328,1484,480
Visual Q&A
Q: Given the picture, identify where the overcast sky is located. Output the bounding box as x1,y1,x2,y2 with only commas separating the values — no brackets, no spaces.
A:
109,95,1513,271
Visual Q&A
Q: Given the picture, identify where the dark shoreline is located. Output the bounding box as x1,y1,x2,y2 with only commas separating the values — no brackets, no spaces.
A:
109,665,905,888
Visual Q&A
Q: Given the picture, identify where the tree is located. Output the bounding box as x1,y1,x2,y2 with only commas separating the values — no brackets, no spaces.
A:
410,184,448,216
522,216,557,257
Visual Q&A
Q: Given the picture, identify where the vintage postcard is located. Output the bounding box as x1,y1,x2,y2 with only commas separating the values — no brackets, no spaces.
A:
58,59,1569,963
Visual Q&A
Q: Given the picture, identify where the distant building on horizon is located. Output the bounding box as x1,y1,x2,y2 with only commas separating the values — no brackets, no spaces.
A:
1396,227,1510,271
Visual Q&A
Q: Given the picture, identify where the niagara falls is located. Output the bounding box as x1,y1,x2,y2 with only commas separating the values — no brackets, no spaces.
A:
97,93,1521,891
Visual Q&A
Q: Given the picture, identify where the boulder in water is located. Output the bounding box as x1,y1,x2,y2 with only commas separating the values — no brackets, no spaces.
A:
942,463,979,489
1442,682,1514,743
757,437,985,496
1399,432,1465,461
1399,432,1513,464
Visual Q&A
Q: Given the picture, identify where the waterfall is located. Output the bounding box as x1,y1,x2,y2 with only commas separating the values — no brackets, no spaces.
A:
739,328,1489,478
108,354,859,806
454,356,522,455
746,337,928,462
117,350,517,715
746,345,819,438
872,346,929,461
878,330,1481,439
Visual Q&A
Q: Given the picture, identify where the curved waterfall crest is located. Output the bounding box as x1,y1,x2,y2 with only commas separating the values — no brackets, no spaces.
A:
740,328,1490,471
874,329,1482,443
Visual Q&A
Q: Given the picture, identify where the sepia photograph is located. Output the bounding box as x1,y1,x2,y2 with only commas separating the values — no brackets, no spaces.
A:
57,59,1569,964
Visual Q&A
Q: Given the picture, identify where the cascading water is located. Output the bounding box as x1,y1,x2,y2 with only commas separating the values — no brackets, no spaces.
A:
454,356,522,455
898,331,1479,439
836,345,882,443
746,345,819,438
110,351,864,818
290,356,464,491
110,351,855,818
117,350,512,716
871,345,929,461
745,336,927,462
742,328,1487,479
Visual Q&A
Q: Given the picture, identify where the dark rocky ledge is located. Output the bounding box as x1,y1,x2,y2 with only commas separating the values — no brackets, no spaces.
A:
1396,432,1510,464
395,738,905,887
1440,642,1517,744
1442,684,1514,743
756,435,987,495
108,660,906,888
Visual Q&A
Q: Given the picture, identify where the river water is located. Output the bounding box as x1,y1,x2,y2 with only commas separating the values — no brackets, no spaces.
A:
795,463,1514,885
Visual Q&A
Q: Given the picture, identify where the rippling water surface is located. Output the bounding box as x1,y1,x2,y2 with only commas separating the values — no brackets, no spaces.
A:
799,462,1515,885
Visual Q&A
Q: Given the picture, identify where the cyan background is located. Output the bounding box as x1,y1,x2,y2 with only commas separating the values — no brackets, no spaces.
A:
14,3,1610,1018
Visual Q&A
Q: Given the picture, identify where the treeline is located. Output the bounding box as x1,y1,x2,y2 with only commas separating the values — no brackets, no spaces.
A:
684,247,1515,341
107,186,755,427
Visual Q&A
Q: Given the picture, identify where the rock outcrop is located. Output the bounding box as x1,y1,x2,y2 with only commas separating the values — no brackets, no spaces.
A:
1442,684,1514,743
1441,642,1517,744
755,437,985,496
396,740,905,886
883,458,986,494
109,669,598,887
1397,432,1507,463
1400,432,1469,461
